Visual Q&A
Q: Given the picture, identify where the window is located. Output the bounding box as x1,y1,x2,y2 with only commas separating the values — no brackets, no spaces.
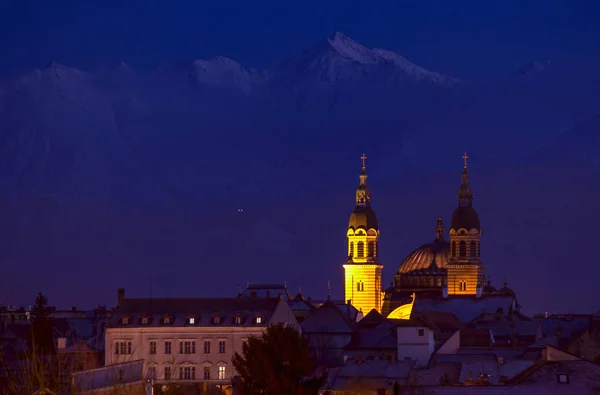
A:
203,366,211,380
557,374,569,384
164,341,172,355
418,329,425,336
469,241,477,257
120,317,130,325
357,241,364,257
180,366,196,380
213,316,221,324
141,316,149,325
115,341,132,355
180,341,196,354
234,316,242,324
459,281,467,291
219,341,225,353
147,366,156,379
451,241,456,257
357,281,364,292
162,316,171,324
349,242,354,257
188,317,196,325
218,365,226,380
164,366,171,380
204,341,211,354
368,241,374,257
150,341,156,355
256,316,263,324
459,241,466,257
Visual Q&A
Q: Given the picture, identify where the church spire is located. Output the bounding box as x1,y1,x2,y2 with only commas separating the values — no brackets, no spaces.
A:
458,152,474,207
436,217,445,240
356,153,371,207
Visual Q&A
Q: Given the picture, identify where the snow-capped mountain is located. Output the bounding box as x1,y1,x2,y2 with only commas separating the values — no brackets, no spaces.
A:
1,33,600,312
191,56,267,94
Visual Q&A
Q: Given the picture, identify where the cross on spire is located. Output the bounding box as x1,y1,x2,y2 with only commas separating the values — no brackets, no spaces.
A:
361,153,367,169
462,152,469,168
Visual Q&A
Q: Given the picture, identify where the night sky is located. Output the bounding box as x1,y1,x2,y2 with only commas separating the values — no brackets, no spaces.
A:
1,1,600,313
1,1,599,80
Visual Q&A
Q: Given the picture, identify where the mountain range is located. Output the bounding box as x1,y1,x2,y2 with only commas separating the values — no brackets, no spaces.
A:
0,32,599,313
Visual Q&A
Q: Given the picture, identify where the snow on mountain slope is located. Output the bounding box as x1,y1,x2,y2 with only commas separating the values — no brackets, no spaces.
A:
530,114,600,168
191,56,267,94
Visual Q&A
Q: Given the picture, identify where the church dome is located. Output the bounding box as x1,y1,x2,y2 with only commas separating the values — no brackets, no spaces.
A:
348,206,378,230
451,206,481,231
398,238,450,273
498,282,515,296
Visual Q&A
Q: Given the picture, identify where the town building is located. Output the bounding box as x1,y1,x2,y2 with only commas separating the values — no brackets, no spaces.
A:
105,289,299,390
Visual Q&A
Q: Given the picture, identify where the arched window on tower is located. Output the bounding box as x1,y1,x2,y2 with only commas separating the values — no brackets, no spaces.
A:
349,242,354,258
375,242,378,257
477,242,480,257
469,241,477,257
451,241,456,257
357,242,364,257
357,281,364,292
368,242,375,257
459,241,467,257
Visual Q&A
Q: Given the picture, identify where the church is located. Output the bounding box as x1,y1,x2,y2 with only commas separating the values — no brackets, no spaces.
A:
343,154,519,322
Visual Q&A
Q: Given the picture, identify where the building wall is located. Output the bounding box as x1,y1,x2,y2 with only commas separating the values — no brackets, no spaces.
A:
397,327,435,368
343,264,383,315
446,264,483,295
106,325,263,383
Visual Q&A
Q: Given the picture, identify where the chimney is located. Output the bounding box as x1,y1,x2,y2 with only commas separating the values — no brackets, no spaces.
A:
117,288,125,306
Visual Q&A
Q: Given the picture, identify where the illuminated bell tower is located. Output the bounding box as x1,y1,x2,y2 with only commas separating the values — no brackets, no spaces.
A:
343,154,383,314
447,153,484,296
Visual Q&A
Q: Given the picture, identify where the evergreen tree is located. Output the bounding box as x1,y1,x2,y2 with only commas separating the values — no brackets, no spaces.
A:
232,323,325,395
29,292,54,355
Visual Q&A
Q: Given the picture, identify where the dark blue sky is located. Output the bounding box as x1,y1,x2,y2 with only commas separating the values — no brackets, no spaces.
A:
1,0,599,80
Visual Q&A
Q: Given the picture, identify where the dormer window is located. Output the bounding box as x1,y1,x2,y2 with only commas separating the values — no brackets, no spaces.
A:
212,316,222,324
162,315,172,325
255,316,263,324
557,374,569,384
120,316,131,325
141,317,148,325
234,316,242,325
187,317,197,325
140,315,152,325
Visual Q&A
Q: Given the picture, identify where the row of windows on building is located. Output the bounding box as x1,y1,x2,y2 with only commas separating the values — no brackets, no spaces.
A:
115,340,229,355
349,241,378,258
120,315,263,326
147,364,227,381
450,240,480,258
398,275,444,288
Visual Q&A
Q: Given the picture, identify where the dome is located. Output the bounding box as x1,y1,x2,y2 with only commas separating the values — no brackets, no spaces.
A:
348,206,378,230
498,283,515,296
483,280,497,294
451,206,481,230
398,238,450,273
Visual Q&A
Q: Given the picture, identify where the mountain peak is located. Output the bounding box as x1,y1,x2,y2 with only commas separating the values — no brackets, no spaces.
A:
325,32,381,64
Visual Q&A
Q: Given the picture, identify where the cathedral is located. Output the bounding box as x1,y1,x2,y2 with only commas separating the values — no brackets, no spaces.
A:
343,154,517,319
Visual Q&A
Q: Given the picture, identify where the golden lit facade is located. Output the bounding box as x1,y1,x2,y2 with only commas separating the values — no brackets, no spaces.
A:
446,153,484,296
343,154,383,314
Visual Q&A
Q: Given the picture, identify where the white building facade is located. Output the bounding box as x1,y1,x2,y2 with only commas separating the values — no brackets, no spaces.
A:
396,325,435,368
105,293,298,386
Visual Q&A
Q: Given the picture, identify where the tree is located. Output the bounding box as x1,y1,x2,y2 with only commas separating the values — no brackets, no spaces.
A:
29,292,55,356
232,323,325,395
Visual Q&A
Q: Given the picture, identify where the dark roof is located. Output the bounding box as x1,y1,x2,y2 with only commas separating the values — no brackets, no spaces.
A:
451,206,481,230
109,297,282,328
301,299,355,334
398,238,450,273
348,205,378,230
